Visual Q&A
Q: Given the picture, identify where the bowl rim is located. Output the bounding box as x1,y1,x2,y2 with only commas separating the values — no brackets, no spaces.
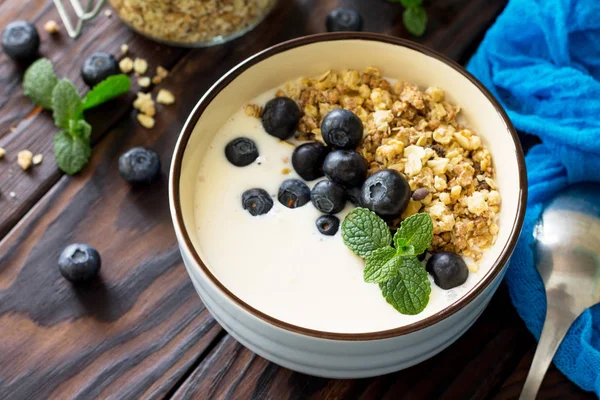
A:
169,32,527,341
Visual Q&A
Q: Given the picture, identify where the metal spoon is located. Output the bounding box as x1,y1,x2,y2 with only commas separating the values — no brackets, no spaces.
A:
520,183,600,400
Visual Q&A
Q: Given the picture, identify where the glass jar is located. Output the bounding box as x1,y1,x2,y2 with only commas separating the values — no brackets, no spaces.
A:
109,0,277,47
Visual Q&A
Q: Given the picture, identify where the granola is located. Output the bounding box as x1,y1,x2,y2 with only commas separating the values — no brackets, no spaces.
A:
109,0,276,46
254,68,501,262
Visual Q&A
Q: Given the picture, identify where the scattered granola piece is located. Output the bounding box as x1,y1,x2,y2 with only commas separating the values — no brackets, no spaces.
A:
137,113,155,129
119,57,133,74
133,58,148,75
137,76,151,88
156,66,169,78
44,20,60,34
120,44,128,55
133,92,156,116
245,104,262,118
17,150,33,170
9,192,16,199
156,89,175,105
281,167,292,175
151,76,162,85
32,154,43,165
104,9,112,17
0,148,5,159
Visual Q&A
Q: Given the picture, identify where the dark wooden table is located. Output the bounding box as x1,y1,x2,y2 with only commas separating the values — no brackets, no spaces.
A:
0,0,594,399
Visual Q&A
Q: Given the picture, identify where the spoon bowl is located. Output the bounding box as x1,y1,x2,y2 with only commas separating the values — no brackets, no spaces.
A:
520,183,600,399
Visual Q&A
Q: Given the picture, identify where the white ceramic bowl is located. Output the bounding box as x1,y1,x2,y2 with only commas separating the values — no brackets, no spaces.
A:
169,33,527,379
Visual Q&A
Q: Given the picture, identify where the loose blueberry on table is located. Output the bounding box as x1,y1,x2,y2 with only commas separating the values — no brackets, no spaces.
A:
426,252,469,289
225,137,259,167
58,244,101,283
242,188,273,216
316,215,340,236
360,169,411,220
291,142,330,181
311,179,346,214
326,8,363,32
81,52,120,88
323,150,368,188
278,179,311,209
2,21,39,61
118,147,161,185
261,97,301,140
321,108,363,149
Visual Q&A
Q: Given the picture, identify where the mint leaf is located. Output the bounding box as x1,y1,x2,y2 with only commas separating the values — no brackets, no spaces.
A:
23,58,58,109
54,125,92,175
364,247,397,283
403,6,427,36
52,79,83,130
342,207,392,258
82,75,131,110
393,213,433,256
380,257,431,315
400,0,422,7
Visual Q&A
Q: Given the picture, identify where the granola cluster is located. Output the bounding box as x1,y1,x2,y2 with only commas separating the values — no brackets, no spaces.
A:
266,68,501,265
109,0,276,45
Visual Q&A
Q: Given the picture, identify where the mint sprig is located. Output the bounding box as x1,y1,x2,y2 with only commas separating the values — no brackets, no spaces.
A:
387,0,427,37
341,208,433,315
23,58,130,175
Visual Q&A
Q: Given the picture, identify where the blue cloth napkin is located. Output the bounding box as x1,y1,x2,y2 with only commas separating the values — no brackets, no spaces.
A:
466,0,600,394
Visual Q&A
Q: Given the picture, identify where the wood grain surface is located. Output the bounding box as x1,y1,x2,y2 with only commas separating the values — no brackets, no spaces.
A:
0,0,594,399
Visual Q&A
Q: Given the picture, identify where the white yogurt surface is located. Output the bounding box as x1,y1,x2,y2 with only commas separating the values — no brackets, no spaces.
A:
194,88,489,333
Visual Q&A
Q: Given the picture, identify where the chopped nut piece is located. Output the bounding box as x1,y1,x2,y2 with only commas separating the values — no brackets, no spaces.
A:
151,76,162,85
245,104,262,118
32,154,43,165
156,89,175,105
133,58,148,75
137,113,155,129
44,20,60,34
17,150,33,170
137,76,151,88
156,66,169,78
119,57,133,74
133,92,155,116
0,148,5,159
120,44,129,55
281,168,291,175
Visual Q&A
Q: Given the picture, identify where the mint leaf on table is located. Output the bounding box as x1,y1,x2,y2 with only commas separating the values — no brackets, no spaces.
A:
23,58,58,109
82,74,131,110
364,247,397,283
403,6,427,37
52,79,83,130
393,213,433,256
54,121,92,175
399,0,422,7
342,207,392,258
380,257,431,315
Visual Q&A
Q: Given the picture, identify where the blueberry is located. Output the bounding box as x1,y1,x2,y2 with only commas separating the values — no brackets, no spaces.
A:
225,137,258,167
261,97,301,140
58,244,101,283
321,109,363,149
360,169,410,220
326,8,363,32
291,142,330,181
346,186,363,206
278,179,311,209
81,52,120,88
426,252,469,290
323,150,368,188
316,215,340,236
311,180,346,214
2,21,39,61
119,147,161,185
242,188,273,216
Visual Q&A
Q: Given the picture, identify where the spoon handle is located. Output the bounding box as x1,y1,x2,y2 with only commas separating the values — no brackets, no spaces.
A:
519,306,577,400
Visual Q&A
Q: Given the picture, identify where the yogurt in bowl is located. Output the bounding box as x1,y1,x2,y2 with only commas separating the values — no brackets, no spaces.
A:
170,33,526,378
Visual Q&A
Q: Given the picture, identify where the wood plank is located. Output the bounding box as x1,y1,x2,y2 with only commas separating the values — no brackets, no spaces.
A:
171,285,530,400
0,2,187,238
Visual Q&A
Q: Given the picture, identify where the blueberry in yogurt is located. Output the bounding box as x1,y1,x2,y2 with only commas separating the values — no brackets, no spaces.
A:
242,188,273,216
225,137,258,167
323,150,368,188
316,215,340,236
311,180,346,214
278,179,311,209
291,142,330,181
426,252,469,290
261,97,301,140
360,169,410,220
321,109,363,149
